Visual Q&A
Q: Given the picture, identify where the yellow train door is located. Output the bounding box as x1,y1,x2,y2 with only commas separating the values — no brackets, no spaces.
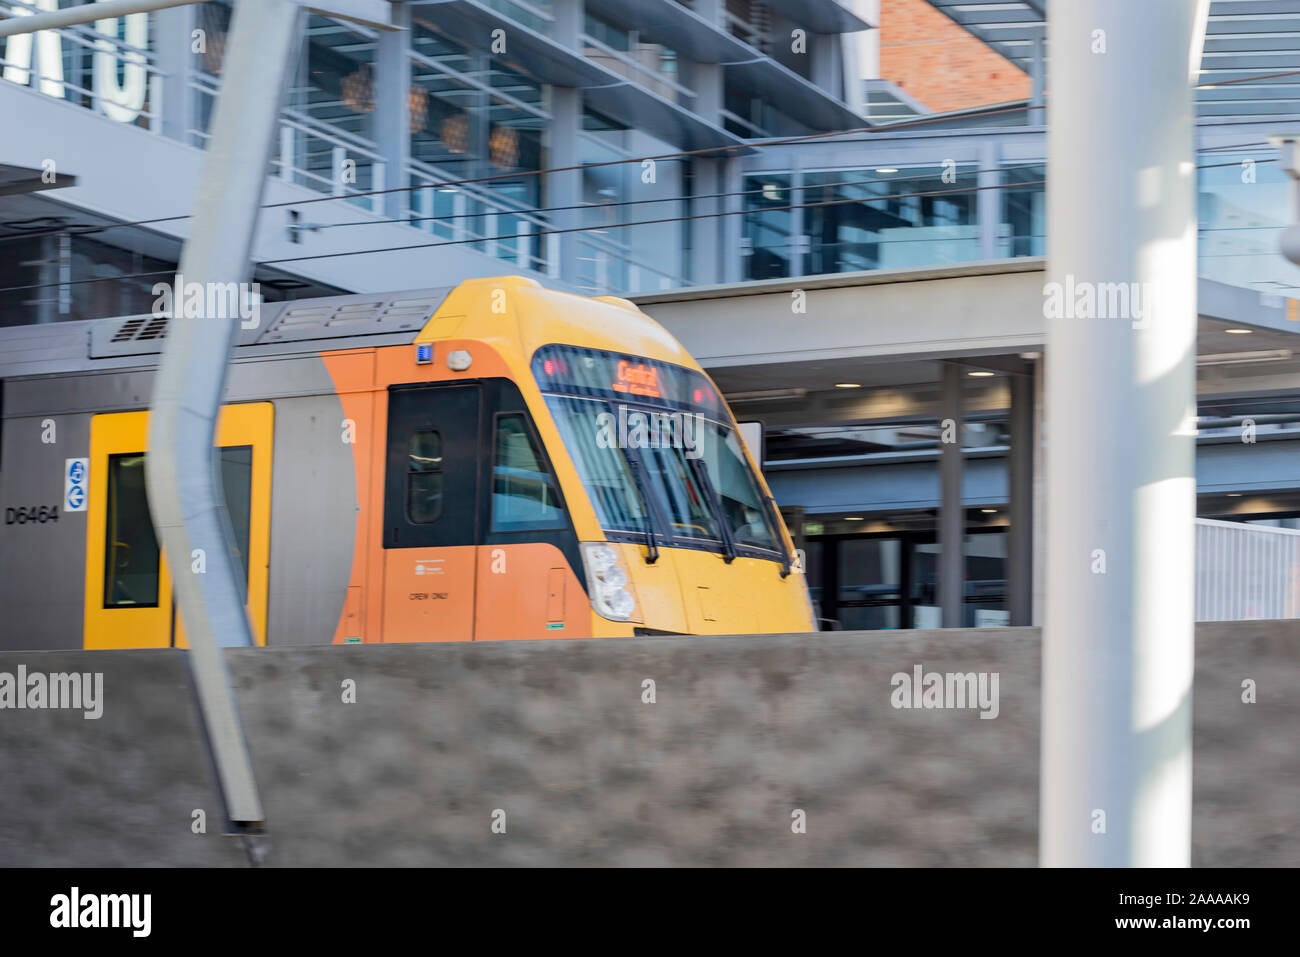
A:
83,403,274,649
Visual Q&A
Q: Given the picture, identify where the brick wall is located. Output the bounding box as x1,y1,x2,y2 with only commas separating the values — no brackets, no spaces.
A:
879,0,1032,112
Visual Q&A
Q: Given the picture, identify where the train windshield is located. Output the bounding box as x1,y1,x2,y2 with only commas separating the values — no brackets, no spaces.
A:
534,345,782,555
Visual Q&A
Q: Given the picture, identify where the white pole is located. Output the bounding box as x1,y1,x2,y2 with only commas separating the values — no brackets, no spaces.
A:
1040,0,1210,867
146,0,303,828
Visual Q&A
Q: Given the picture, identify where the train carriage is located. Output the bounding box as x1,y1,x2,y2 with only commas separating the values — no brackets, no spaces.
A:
0,275,815,650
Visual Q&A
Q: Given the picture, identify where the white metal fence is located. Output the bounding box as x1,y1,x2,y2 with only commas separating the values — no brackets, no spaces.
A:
1196,518,1300,621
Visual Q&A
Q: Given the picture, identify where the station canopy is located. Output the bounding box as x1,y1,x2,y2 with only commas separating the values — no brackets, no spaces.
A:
925,0,1300,118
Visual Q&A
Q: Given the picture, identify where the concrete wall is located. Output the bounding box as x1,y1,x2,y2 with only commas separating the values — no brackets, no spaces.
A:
0,622,1295,866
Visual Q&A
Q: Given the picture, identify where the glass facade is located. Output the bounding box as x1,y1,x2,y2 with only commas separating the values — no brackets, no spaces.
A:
743,175,794,279
1001,164,1046,258
804,166,980,272
3,2,1295,311
744,166,982,280
1197,152,1300,292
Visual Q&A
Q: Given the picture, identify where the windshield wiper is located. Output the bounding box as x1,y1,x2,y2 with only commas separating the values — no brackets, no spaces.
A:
763,490,794,578
623,451,659,564
688,456,737,564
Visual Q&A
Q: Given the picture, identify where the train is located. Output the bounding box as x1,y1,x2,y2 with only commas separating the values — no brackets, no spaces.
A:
0,276,815,650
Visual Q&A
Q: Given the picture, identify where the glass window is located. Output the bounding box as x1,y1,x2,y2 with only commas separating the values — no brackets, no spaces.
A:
409,19,545,207
803,167,979,274
1002,164,1046,258
696,424,780,550
965,532,1008,627
407,430,444,524
219,446,253,586
491,414,564,531
103,447,252,608
1197,152,1300,291
838,538,902,604
544,395,651,534
104,453,160,608
640,442,721,542
744,175,793,279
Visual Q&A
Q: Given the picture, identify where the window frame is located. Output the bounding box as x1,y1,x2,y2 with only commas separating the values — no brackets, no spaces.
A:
404,429,445,526
488,410,566,534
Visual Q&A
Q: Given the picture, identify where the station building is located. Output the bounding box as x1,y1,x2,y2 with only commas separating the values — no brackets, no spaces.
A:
3,0,1300,630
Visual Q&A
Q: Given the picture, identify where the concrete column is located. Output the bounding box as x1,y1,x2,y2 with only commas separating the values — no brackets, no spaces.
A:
547,85,582,284
687,0,724,122
552,0,581,48
1029,26,1046,124
689,158,723,284
939,362,965,628
694,0,723,27
977,139,1001,260
685,60,723,124
374,2,411,219
722,156,744,283
1007,363,1035,625
811,34,841,98
154,4,196,141
789,160,805,278
1040,0,1207,867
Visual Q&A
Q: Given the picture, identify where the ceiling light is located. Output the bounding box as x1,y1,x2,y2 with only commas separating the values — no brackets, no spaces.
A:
1197,349,1292,366
727,388,808,403
1223,328,1253,334
968,370,995,377
844,516,864,521
834,382,862,389
980,508,997,514
1226,493,1242,497
875,167,899,174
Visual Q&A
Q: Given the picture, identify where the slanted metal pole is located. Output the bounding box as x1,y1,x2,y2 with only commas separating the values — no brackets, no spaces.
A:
1041,0,1209,867
145,0,302,827
0,0,198,37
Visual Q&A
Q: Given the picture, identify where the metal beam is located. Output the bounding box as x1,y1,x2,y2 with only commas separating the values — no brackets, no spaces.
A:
0,0,396,38
145,0,304,828
0,0,196,37
939,361,964,628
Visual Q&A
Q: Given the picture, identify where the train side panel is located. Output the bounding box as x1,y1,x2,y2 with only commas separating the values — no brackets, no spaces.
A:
0,399,93,650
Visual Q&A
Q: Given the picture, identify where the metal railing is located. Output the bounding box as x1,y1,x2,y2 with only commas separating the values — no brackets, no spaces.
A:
405,160,550,273
0,0,163,129
0,5,692,295
190,74,388,215
1195,518,1300,621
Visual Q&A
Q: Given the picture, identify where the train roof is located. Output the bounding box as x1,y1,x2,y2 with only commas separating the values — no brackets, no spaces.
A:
0,277,694,379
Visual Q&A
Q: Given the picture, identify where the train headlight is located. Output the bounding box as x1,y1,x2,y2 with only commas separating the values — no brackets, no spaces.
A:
580,542,641,622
